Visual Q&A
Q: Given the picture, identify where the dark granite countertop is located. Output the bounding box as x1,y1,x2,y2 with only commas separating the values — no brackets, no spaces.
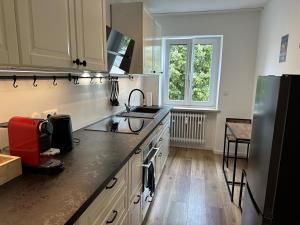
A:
0,106,171,225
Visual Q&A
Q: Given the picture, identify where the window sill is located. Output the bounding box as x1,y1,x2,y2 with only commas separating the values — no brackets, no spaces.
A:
171,106,220,113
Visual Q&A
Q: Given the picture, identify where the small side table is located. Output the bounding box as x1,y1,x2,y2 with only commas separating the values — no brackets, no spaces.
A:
222,122,252,202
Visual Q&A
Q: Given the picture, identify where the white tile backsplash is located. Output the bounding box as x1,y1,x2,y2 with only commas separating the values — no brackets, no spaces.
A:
0,76,142,148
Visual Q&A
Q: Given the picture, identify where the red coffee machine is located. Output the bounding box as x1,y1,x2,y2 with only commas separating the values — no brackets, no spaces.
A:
8,116,64,174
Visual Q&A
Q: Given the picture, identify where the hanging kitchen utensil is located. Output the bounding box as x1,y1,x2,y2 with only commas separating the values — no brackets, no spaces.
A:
110,78,119,106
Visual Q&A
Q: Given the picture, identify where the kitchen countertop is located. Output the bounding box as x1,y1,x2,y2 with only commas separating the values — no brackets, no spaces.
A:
0,106,171,225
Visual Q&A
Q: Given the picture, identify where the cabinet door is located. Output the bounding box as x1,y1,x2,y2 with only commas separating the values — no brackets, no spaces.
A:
152,21,162,74
15,0,77,69
143,9,154,74
155,148,163,184
128,187,142,225
0,0,19,65
129,149,142,203
75,0,107,71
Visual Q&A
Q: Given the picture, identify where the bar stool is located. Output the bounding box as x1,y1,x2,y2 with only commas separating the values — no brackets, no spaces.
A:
224,118,251,168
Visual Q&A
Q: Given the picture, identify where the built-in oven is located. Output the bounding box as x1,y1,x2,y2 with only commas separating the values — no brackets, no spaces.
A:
142,139,159,217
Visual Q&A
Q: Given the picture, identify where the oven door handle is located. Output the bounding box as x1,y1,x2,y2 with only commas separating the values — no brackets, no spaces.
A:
142,147,159,168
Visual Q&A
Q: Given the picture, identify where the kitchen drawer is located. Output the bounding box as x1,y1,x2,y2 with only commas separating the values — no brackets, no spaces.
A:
128,185,142,225
157,114,170,138
157,124,170,147
76,163,128,225
139,130,156,150
99,188,127,225
129,149,142,203
118,213,128,225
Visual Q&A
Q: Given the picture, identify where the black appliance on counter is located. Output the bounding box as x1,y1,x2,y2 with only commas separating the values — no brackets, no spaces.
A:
106,26,135,74
49,115,73,152
241,75,300,225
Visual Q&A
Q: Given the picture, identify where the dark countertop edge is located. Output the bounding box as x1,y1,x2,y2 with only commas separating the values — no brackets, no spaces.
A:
65,107,171,225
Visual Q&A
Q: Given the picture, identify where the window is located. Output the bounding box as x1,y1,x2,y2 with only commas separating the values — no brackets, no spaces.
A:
163,36,222,108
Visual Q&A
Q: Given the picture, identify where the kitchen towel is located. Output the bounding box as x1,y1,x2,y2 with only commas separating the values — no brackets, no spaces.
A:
147,161,155,195
146,92,152,106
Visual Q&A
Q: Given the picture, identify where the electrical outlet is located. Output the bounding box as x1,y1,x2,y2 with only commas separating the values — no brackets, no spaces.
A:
42,109,58,119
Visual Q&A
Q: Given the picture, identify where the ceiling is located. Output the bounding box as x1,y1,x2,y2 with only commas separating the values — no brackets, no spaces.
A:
109,0,268,13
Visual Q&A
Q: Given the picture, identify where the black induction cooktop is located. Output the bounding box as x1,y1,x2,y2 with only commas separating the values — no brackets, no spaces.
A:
84,116,152,134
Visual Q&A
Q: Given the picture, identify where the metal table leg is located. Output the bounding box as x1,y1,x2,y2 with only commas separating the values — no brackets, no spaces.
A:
222,124,227,170
231,140,239,202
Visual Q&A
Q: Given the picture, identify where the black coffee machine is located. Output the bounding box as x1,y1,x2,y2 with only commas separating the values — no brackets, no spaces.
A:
49,115,74,152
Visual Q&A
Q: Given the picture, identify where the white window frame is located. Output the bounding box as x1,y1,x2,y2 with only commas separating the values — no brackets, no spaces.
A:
163,36,223,109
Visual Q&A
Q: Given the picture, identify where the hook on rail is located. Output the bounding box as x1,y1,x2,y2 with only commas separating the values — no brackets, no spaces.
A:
12,75,18,88
73,76,79,85
33,75,38,87
53,76,58,86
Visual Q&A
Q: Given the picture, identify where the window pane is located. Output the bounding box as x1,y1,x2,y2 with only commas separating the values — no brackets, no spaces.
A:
168,44,188,101
192,44,213,102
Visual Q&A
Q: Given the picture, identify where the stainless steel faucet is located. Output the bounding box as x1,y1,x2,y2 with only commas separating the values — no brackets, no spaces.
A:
125,89,145,112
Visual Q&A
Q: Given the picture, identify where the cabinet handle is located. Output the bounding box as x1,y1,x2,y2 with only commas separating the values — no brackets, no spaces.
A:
135,148,142,154
80,60,87,67
134,195,141,204
145,195,153,203
106,177,118,189
73,58,80,65
152,70,156,73
106,210,118,224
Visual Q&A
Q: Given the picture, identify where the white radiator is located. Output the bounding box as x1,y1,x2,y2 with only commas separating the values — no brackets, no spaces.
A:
170,112,206,145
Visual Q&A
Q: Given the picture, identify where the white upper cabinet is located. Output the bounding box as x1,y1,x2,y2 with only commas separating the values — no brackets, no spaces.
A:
0,0,19,65
143,9,154,75
14,0,106,71
15,0,77,69
75,0,106,71
153,21,162,74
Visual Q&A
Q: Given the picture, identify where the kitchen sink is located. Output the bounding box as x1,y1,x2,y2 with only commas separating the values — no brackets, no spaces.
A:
131,107,160,114
117,107,162,119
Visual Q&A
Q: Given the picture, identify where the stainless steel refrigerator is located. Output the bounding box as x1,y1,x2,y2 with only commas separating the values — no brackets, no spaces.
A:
242,75,299,225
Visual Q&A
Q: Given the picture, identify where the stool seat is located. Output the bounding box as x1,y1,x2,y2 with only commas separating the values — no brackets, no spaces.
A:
226,133,251,144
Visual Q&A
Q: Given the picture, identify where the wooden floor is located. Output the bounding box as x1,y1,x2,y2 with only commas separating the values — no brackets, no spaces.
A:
145,147,247,225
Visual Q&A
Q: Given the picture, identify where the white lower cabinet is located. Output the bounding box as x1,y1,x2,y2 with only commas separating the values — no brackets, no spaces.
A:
99,188,127,225
128,149,142,203
155,116,171,184
75,164,128,225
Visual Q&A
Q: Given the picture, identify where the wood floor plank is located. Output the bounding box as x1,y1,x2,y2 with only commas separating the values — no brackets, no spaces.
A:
178,158,192,177
165,202,188,225
146,174,175,225
187,178,206,225
206,206,227,225
191,151,205,179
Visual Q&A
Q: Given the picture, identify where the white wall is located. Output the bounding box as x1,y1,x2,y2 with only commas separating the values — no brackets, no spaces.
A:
155,10,260,152
256,0,300,76
0,77,141,148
